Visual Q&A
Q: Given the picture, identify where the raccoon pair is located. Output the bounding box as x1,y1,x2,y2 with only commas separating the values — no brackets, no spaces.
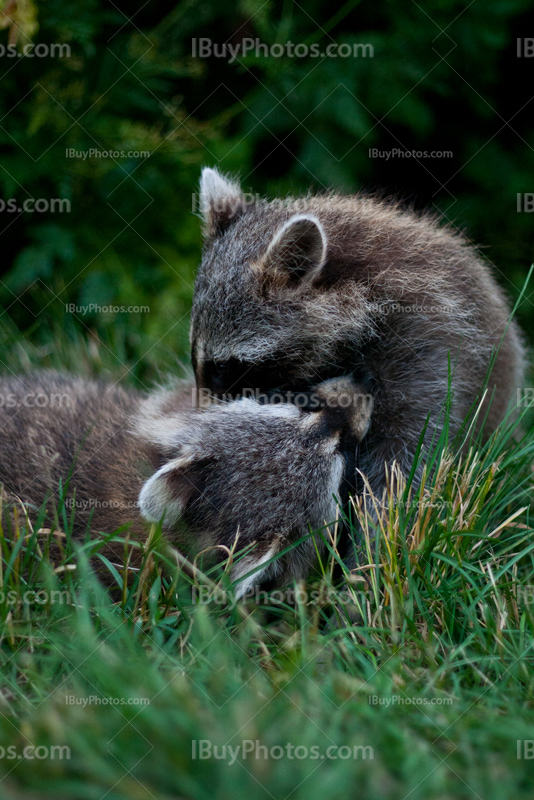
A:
1,173,526,592
0,373,372,596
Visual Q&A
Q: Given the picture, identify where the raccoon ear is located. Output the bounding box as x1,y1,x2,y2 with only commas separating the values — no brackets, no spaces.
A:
232,545,278,599
199,167,248,240
261,214,327,287
138,455,203,528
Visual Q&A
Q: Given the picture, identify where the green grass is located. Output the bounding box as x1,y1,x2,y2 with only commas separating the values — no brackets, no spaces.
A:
0,324,534,800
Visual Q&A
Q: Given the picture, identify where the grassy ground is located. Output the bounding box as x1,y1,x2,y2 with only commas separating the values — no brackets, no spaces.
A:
0,323,534,800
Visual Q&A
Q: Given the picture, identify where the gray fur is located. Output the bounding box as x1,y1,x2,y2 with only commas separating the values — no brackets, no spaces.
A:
0,372,371,593
0,372,192,568
192,168,527,499
137,375,373,594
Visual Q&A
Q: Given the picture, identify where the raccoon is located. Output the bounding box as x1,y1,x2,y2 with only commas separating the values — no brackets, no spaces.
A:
0,372,193,564
0,372,372,594
191,168,526,506
138,376,373,596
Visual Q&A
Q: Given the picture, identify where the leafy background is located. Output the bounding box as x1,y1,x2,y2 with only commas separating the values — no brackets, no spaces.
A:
0,0,533,385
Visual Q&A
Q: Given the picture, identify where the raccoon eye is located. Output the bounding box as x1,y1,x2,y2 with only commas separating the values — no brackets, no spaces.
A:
213,362,230,382
203,360,234,394
202,356,298,398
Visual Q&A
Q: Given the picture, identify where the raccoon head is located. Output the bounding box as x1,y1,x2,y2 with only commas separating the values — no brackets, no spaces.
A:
191,168,374,403
137,386,372,598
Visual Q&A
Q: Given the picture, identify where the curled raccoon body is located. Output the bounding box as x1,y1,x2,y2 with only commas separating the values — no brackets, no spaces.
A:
0,372,372,593
0,372,191,544
192,168,527,499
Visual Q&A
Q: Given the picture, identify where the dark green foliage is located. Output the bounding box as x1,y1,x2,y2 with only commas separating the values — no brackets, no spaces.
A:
0,0,533,381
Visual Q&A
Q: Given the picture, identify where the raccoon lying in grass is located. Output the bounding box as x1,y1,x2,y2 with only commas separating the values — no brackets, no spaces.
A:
0,372,372,594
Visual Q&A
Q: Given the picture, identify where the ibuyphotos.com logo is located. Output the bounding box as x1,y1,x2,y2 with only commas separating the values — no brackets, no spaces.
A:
192,739,374,765
192,38,374,63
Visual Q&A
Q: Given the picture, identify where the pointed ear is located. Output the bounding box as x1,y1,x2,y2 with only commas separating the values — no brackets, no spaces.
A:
199,167,248,240
232,545,279,599
138,455,204,528
260,214,327,289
